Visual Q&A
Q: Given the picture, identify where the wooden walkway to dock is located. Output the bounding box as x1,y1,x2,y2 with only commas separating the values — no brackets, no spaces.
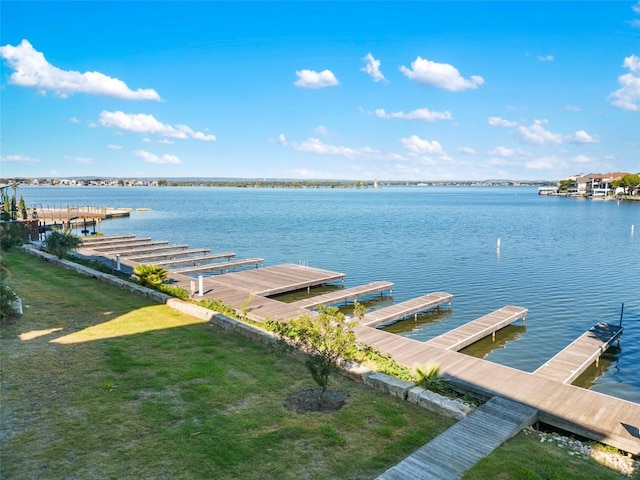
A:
355,324,640,456
425,305,527,351
533,322,623,384
378,396,538,480
361,292,453,328
289,281,394,309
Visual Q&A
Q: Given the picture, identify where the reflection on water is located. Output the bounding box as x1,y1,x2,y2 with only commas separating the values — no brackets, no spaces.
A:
573,345,621,390
459,324,526,358
382,308,453,334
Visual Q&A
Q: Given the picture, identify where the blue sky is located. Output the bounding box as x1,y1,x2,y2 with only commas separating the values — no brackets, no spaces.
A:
1,1,639,181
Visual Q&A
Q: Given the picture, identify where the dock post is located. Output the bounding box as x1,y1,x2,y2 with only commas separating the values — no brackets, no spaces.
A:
619,303,624,328
115,254,121,271
198,275,204,297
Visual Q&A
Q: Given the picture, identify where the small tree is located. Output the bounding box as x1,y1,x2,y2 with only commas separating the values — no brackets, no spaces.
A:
18,195,27,220
42,229,82,259
133,264,168,288
269,305,359,397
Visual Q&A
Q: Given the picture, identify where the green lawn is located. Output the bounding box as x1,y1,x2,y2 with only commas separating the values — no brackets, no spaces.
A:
1,250,635,479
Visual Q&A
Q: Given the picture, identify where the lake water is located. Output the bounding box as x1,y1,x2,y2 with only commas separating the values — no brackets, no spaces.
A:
22,185,640,403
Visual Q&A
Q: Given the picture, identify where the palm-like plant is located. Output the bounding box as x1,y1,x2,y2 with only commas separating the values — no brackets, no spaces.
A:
133,264,168,288
43,229,82,259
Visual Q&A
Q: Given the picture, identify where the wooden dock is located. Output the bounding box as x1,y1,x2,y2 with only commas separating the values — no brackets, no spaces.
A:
361,292,453,328
172,258,265,274
378,396,538,480
355,324,640,455
83,237,154,248
152,253,236,267
533,322,623,384
75,233,640,456
92,240,168,252
289,281,394,309
118,244,189,256
81,234,135,244
424,305,528,351
127,248,214,262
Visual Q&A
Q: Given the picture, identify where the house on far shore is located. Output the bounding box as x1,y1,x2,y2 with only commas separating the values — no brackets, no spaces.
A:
555,172,629,198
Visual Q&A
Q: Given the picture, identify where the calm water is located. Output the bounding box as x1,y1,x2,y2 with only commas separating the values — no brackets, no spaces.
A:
22,186,640,403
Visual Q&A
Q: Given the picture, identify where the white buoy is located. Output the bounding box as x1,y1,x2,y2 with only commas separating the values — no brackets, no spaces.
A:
116,254,121,271
198,275,204,297
632,225,635,236
496,237,501,249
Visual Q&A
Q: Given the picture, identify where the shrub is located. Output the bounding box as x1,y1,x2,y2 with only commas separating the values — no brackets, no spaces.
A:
413,363,450,394
42,229,81,259
0,259,18,324
0,223,24,251
132,264,168,288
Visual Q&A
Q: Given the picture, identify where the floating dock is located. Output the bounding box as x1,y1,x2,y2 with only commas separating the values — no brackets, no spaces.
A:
424,305,528,351
289,281,394,309
127,248,214,262
533,322,623,384
361,292,453,328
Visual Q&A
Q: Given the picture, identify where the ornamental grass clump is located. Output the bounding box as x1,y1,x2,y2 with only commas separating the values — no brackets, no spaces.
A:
132,264,168,288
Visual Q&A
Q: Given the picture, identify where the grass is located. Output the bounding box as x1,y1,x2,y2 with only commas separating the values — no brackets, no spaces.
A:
1,249,636,479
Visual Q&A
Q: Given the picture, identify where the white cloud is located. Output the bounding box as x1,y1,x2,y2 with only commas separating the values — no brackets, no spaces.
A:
293,138,377,159
537,55,554,62
361,53,386,83
569,130,599,144
488,116,517,127
294,69,339,89
630,19,640,28
374,108,452,121
99,111,216,141
399,56,484,91
278,133,288,145
572,155,592,164
526,155,559,170
517,121,564,145
633,1,640,13
608,55,640,111
0,154,39,163
73,156,94,164
314,125,328,136
134,149,182,164
158,138,175,144
0,39,160,100
400,135,444,154
107,144,122,150
564,105,582,112
69,116,80,124
489,146,523,158
458,146,478,155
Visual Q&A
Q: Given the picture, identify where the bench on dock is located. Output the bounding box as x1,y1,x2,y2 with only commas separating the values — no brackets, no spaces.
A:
424,305,528,351
361,292,453,328
290,281,394,310
533,322,623,384
172,258,265,274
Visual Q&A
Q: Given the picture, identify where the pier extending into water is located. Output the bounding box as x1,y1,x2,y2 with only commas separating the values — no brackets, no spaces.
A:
77,234,640,457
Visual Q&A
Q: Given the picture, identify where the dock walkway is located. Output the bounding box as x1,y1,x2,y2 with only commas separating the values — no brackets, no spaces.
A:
81,234,135,244
127,248,213,262
425,306,528,351
172,258,265,275
533,322,623,384
377,396,538,480
289,281,394,309
92,240,167,251
361,292,453,328
118,244,189,256
152,253,235,267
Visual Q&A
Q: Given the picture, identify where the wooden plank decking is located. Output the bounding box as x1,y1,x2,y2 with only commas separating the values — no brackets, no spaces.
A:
92,240,168,251
361,292,453,328
82,237,154,248
355,324,640,455
424,305,528,351
152,253,236,267
81,234,135,244
127,248,214,262
172,258,265,274
533,322,623,384
289,281,394,309
117,244,189,256
378,396,538,480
